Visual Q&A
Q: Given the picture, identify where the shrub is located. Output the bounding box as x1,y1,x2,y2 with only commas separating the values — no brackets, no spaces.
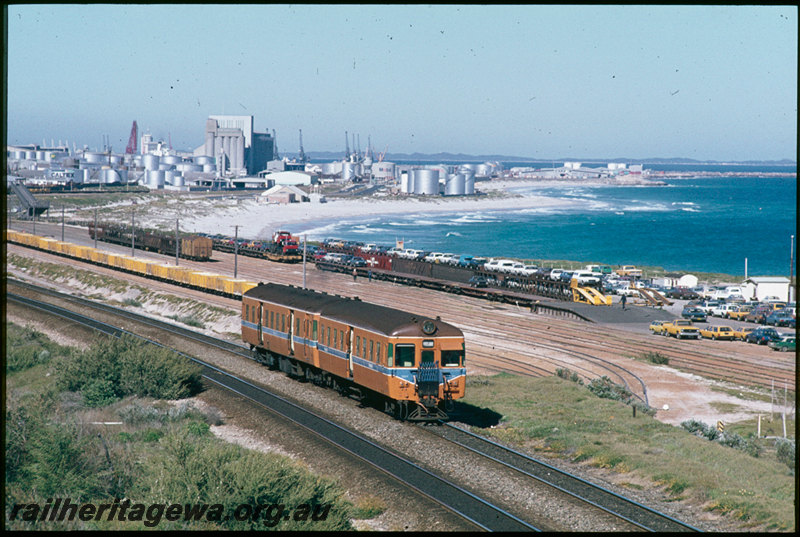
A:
58,334,203,406
641,351,669,365
775,438,795,472
5,323,67,373
555,368,583,385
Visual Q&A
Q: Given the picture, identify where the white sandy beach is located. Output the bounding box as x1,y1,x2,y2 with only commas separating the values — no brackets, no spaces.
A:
180,180,585,240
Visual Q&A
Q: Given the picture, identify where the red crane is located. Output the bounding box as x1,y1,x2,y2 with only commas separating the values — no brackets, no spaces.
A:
125,121,138,154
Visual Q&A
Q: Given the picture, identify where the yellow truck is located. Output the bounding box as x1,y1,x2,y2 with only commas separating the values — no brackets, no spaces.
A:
662,319,701,339
616,265,643,277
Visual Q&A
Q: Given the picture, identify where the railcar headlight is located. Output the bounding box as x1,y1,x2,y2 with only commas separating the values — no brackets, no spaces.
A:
422,320,436,335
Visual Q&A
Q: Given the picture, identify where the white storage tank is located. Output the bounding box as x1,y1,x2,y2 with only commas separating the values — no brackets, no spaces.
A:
371,161,395,181
462,170,475,195
202,163,216,173
146,170,165,189
143,153,160,171
445,173,466,196
400,171,414,193
162,155,182,166
342,161,359,182
413,169,439,195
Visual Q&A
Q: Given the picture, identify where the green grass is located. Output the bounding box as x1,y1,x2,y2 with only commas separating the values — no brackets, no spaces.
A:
5,322,355,531
461,374,796,531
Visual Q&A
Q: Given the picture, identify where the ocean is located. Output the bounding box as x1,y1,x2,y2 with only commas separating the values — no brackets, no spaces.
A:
298,165,796,278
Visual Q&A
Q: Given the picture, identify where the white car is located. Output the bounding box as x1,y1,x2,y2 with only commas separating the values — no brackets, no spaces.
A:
496,260,520,273
483,259,503,272
521,264,539,276
386,247,403,256
424,252,445,263
402,248,424,260
506,262,527,275
572,270,601,285
441,253,460,265
549,269,566,281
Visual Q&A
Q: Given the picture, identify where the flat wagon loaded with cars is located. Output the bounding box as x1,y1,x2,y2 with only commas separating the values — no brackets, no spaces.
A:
208,230,302,263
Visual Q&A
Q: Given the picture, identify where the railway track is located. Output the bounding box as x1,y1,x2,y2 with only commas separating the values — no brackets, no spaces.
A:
428,423,700,532
7,225,793,398
7,286,539,532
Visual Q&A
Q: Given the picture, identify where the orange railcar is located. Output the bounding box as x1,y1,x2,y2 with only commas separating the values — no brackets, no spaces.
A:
242,283,466,421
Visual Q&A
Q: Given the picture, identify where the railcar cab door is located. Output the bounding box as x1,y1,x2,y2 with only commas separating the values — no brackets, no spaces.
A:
257,302,263,345
288,310,295,355
347,327,354,378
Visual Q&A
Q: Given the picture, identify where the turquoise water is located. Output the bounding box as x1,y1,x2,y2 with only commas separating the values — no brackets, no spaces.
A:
297,174,796,277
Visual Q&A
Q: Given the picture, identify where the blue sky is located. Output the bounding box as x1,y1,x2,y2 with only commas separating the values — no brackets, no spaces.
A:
6,4,797,161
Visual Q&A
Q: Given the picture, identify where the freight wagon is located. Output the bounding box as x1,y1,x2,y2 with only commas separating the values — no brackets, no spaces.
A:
88,222,213,261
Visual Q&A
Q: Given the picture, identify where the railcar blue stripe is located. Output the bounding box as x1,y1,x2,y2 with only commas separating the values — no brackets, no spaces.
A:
243,320,465,383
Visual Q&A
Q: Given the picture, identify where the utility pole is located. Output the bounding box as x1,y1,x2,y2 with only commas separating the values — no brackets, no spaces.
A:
302,235,307,289
61,205,65,242
233,225,240,279
131,208,135,257
175,218,180,266
94,208,98,249
790,235,795,302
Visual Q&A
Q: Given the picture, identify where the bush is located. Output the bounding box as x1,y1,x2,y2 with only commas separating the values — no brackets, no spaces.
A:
58,334,204,406
641,351,669,365
555,368,583,385
5,323,68,373
775,438,795,472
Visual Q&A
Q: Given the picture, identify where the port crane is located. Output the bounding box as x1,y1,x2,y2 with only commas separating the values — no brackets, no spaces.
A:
125,121,138,154
298,129,307,163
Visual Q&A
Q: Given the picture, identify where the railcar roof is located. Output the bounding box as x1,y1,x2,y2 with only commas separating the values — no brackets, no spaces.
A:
244,282,462,338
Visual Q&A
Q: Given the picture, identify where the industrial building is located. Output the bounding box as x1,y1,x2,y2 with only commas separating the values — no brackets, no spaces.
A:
196,115,275,176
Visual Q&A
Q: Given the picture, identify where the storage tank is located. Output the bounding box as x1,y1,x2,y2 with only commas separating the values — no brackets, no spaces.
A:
84,151,105,164
202,163,216,173
400,171,414,193
146,170,165,189
321,161,341,175
445,173,466,196
164,170,177,185
371,161,395,181
72,169,88,184
162,155,181,166
143,153,160,171
158,163,175,171
172,174,185,187
36,151,47,161
194,155,213,166
109,154,123,165
413,169,439,195
462,170,475,195
176,162,202,173
342,161,359,182
475,163,491,177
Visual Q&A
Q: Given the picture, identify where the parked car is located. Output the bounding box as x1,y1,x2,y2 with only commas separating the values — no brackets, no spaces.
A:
731,326,755,341
457,255,475,267
727,305,753,321
572,270,601,285
765,310,795,327
745,327,782,345
468,275,489,288
768,335,796,352
711,303,739,318
521,264,539,276
386,247,404,256
617,285,640,297
681,307,707,322
696,300,721,315
559,271,574,283
745,305,774,324
424,252,446,263
662,319,701,339
549,269,566,281
699,326,736,340
471,257,488,268
347,256,367,267
649,320,669,335
666,287,700,300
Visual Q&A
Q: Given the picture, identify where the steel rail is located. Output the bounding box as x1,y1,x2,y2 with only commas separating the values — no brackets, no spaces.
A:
7,290,541,532
431,422,701,533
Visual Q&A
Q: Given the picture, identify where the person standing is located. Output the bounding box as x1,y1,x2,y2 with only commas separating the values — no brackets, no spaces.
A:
621,294,627,310
352,268,357,282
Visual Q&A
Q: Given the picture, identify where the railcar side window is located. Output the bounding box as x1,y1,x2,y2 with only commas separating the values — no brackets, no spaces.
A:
356,336,361,356
376,342,381,364
369,340,374,361
312,321,318,341
395,344,415,368
270,311,274,329
441,350,463,367
245,304,250,321
387,343,394,367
